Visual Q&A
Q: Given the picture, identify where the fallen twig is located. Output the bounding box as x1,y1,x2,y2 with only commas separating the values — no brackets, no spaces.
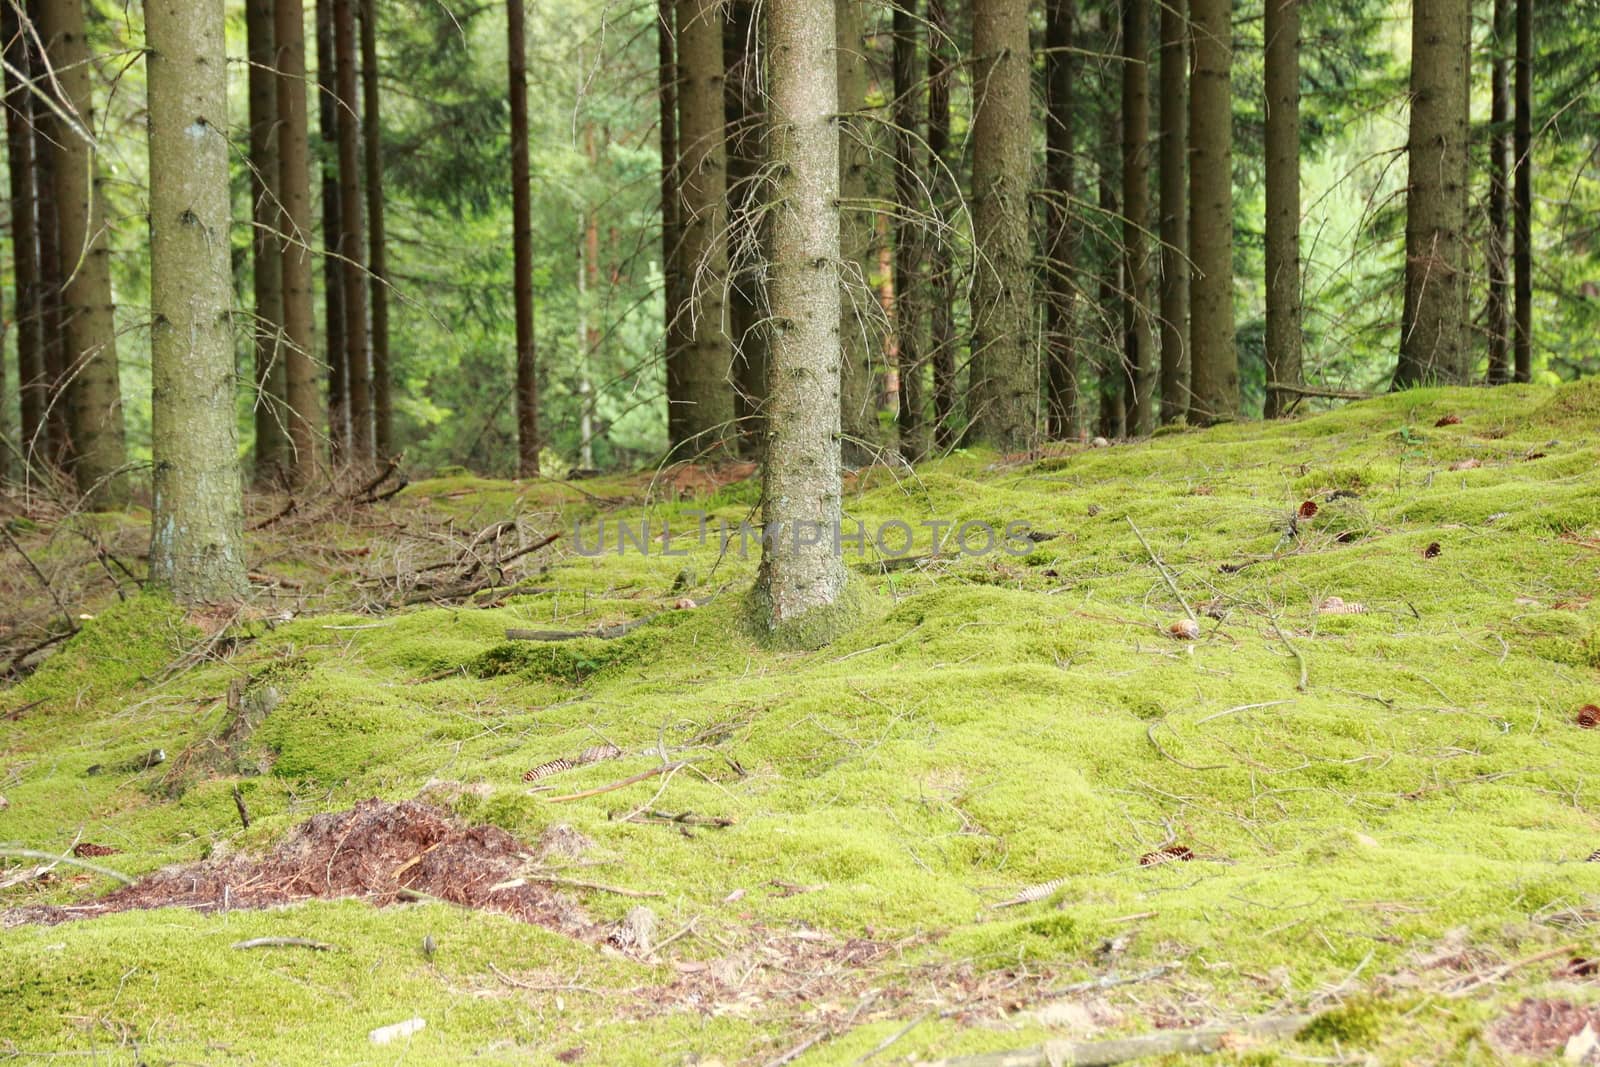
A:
1126,518,1197,625
917,1014,1313,1066
0,847,135,885
231,937,335,951
515,875,663,899
1442,943,1577,997
543,763,684,803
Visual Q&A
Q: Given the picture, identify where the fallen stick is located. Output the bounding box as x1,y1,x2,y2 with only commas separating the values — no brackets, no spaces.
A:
1267,380,1374,401
0,847,134,885
518,875,663,899
1125,518,1198,625
917,1014,1312,1067
543,763,683,803
1443,943,1577,997
231,937,335,951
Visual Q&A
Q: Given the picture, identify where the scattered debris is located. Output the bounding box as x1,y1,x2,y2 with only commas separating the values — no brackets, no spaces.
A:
608,905,657,956
918,1014,1312,1067
1587,849,1600,863
1449,458,1482,471
1560,957,1600,979
672,596,697,610
1486,999,1600,1060
1316,596,1366,616
1298,500,1319,519
1168,619,1200,640
85,748,166,776
1090,437,1109,448
1139,845,1194,867
71,843,119,858
524,743,625,782
1578,706,1600,729
1435,414,1462,427
1424,541,1442,559
369,1017,426,1046
993,876,1070,909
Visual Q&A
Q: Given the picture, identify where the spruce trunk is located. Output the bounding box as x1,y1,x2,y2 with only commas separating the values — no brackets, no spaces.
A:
2,10,47,464
276,0,320,485
925,0,957,449
361,0,391,457
1187,0,1237,421
316,0,348,455
837,0,878,463
508,0,540,476
1511,0,1531,383
725,0,766,456
1044,0,1077,440
891,0,924,458
1157,0,1187,421
333,0,372,461
1263,0,1301,416
247,0,287,481
1121,0,1154,435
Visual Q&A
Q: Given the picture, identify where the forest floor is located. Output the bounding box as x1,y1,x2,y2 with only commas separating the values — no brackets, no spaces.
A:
3,383,1600,1065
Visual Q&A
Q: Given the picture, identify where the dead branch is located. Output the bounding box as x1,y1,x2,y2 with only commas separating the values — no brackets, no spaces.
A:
0,847,134,885
542,762,684,803
1267,381,1375,401
231,937,335,951
1126,518,1198,625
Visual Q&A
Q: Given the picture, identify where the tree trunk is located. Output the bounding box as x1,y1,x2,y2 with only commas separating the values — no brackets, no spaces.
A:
1511,0,1531,383
508,0,539,476
41,0,127,505
276,0,319,485
360,0,391,457
247,0,286,482
755,0,852,645
836,0,877,463
725,0,766,457
891,0,925,458
1043,0,1077,440
1263,0,1301,416
1484,0,1510,385
672,0,733,452
968,0,1034,450
1098,99,1125,438
926,0,957,449
316,0,348,456
3,9,47,465
145,0,247,601
1157,0,1187,421
659,0,689,449
1187,0,1237,421
1395,0,1470,387
333,0,372,461
1121,0,1154,435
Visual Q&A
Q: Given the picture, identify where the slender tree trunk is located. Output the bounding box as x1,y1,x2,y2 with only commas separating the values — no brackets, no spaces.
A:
3,9,47,464
724,0,766,456
836,0,877,463
316,0,348,456
1511,0,1531,383
1187,0,1237,421
658,0,688,449
360,0,391,457
1263,0,1301,416
145,0,247,601
1157,0,1187,421
332,0,371,461
276,0,319,485
1121,0,1154,435
508,0,539,476
1484,0,1510,386
1098,99,1125,438
1044,0,1077,440
42,0,127,505
32,53,68,467
247,0,286,481
755,0,852,644
968,0,1034,450
1394,0,1470,387
926,0,957,449
672,0,733,451
891,0,925,458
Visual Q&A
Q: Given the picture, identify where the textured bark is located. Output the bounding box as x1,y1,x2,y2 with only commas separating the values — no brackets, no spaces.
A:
1156,0,1187,421
1484,0,1509,385
1121,0,1154,435
891,0,924,458
1186,0,1237,422
968,0,1034,450
755,0,852,644
724,0,766,456
333,0,372,461
1394,0,1470,387
275,0,319,485
1511,0,1531,383
925,0,956,449
42,0,127,505
247,0,286,481
316,0,348,454
836,0,877,463
3,9,47,463
672,0,733,451
1263,0,1301,417
508,0,539,475
29,0,70,470
1098,100,1125,438
146,0,248,601
1043,0,1077,440
361,0,390,456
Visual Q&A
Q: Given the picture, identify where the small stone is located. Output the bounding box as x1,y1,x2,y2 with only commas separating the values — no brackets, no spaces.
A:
672,596,697,610
1168,619,1199,640
1090,436,1110,448
369,1018,425,1046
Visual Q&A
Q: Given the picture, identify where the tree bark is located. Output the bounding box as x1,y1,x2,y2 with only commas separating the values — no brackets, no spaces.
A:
316,0,348,455
1121,0,1154,436
926,0,956,449
247,0,286,481
1098,96,1124,438
508,0,539,476
28,0,70,470
360,0,391,457
891,0,924,458
41,0,127,505
755,0,852,644
659,0,689,449
333,0,371,461
672,0,733,452
1263,0,1301,416
1511,0,1531,383
1394,0,1470,387
1043,0,1077,440
724,0,766,457
2,8,47,465
275,0,319,485
145,0,248,601
1484,0,1510,385
1157,0,1187,421
836,0,878,463
1186,0,1237,421
968,0,1034,450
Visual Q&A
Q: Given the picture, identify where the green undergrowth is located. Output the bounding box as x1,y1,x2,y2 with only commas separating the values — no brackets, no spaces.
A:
4,383,1600,1064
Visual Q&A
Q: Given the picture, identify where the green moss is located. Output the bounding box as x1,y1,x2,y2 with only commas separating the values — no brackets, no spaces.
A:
13,593,192,711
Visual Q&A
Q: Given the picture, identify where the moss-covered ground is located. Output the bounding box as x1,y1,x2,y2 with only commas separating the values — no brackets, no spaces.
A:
3,384,1599,1064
